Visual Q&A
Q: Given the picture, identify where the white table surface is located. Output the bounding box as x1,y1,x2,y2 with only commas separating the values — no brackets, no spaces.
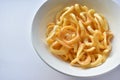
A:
0,0,120,80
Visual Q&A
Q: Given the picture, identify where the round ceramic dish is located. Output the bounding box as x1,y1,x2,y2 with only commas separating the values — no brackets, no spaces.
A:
32,0,120,77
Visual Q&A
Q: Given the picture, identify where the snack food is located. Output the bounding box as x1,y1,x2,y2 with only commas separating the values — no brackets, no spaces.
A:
46,4,113,68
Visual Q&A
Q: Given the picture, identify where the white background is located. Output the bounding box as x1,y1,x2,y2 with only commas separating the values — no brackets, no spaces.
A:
0,0,120,80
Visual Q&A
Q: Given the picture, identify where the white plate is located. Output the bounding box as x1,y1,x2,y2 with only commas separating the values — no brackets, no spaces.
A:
32,0,120,77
